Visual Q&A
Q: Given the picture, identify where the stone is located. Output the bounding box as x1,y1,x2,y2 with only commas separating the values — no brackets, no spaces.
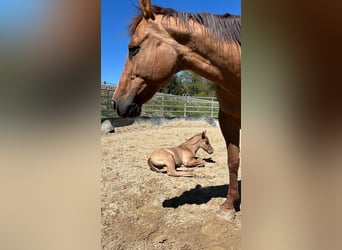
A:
101,119,115,133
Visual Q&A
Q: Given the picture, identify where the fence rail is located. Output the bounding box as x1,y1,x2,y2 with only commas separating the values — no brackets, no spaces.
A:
101,85,219,118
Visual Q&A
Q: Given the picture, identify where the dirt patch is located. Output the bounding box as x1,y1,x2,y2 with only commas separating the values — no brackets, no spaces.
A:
101,120,241,249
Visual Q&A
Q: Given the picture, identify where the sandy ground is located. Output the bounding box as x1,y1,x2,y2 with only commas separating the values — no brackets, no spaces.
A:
101,119,241,249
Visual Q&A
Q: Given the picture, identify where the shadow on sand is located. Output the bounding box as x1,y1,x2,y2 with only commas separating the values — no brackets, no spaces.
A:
162,180,241,212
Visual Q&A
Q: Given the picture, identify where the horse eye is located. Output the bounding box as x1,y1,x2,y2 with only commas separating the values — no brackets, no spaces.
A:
128,45,140,60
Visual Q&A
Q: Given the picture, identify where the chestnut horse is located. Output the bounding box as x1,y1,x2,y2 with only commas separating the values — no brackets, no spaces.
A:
148,131,214,177
112,0,240,221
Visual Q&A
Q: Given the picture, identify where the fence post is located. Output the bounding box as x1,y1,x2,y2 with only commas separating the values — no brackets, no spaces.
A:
161,95,164,116
106,89,110,118
184,95,187,117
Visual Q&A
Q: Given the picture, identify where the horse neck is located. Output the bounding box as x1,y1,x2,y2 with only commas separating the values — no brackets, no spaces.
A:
164,20,241,84
181,135,202,154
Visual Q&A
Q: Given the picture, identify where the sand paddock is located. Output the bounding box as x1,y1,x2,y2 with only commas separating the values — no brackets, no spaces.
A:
101,119,241,249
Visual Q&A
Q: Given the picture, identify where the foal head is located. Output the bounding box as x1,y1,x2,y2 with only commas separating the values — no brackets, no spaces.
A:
113,0,180,117
198,131,214,154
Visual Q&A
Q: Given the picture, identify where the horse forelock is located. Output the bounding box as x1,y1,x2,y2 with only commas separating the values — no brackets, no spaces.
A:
129,5,241,46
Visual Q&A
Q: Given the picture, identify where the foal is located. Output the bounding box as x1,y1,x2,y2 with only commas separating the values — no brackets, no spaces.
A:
147,131,214,177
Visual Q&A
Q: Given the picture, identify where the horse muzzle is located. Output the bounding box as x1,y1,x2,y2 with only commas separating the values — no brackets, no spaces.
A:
112,100,142,118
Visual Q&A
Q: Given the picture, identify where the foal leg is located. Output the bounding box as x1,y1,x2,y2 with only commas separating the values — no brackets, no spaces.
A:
147,157,167,173
183,158,206,168
165,157,196,177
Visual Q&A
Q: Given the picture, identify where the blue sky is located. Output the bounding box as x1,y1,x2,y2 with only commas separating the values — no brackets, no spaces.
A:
101,0,241,85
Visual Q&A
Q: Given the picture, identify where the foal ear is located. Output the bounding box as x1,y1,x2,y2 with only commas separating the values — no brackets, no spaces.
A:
139,0,154,20
202,131,206,138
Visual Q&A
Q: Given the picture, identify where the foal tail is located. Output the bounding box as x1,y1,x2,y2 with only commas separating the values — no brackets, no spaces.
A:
147,157,161,173
147,157,157,171
147,157,153,168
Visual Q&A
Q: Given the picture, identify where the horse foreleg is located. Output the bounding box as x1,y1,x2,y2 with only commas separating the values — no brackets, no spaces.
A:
166,159,196,177
218,143,240,220
184,158,206,168
217,110,241,221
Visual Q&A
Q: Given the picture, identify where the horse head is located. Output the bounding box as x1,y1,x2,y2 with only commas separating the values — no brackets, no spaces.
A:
199,131,214,154
113,0,179,118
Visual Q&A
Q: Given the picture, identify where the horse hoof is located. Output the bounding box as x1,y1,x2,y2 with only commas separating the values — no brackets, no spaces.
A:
194,173,205,178
217,209,236,221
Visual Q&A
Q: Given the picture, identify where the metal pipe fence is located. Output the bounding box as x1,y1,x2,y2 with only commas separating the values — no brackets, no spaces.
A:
101,85,219,119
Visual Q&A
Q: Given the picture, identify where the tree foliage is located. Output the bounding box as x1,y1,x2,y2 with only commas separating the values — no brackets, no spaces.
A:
160,75,185,95
160,70,215,97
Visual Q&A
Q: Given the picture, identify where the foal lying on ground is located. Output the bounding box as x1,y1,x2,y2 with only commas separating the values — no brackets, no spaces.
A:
147,131,214,177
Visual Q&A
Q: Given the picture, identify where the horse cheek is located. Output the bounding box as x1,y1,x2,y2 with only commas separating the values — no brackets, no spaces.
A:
154,44,177,79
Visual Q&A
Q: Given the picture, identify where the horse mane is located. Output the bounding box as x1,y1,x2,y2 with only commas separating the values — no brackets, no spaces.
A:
183,132,206,146
129,5,241,46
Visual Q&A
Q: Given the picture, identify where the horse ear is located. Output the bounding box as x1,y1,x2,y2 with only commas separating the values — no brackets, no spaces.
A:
202,131,206,138
139,0,154,20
